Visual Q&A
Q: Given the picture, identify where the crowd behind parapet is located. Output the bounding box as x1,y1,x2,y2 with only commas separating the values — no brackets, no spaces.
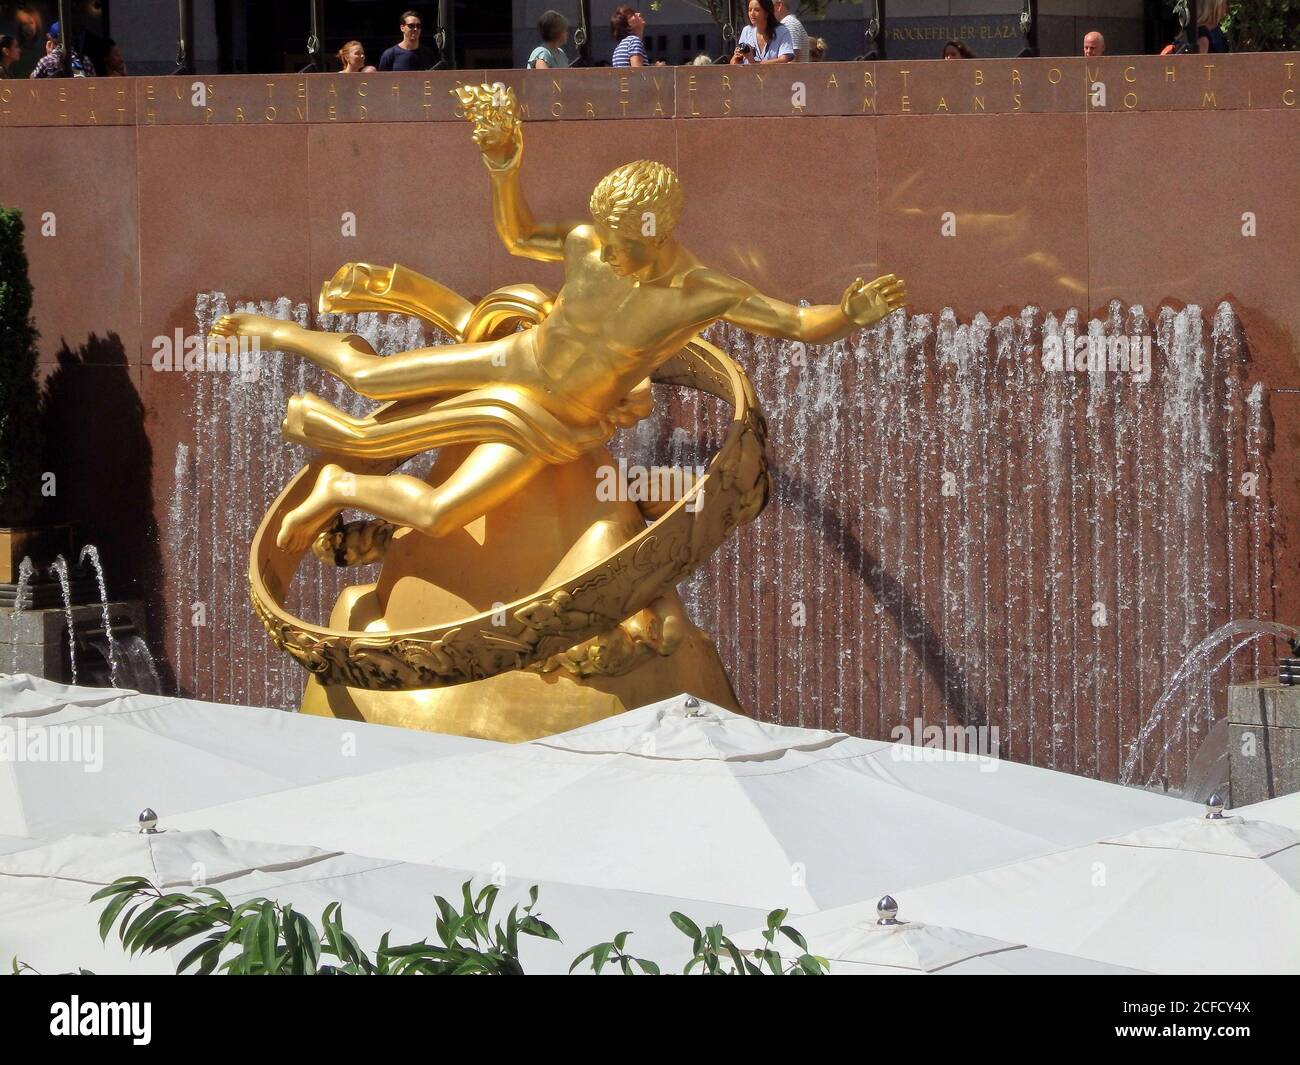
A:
0,1,1237,82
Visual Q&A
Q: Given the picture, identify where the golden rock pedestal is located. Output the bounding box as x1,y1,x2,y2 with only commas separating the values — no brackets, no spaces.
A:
297,444,740,741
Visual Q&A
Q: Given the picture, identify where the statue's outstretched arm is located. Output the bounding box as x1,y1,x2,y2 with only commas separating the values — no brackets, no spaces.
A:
454,83,582,263
715,272,907,345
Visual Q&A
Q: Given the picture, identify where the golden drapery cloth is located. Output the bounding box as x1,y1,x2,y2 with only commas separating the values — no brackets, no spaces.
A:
283,380,655,466
295,263,655,466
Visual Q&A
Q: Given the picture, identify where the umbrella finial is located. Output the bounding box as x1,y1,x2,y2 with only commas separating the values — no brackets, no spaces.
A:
876,894,900,925
1205,793,1226,820
683,695,702,716
138,808,160,834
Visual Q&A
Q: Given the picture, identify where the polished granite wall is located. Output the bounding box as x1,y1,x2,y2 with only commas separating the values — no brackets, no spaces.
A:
1,55,1296,783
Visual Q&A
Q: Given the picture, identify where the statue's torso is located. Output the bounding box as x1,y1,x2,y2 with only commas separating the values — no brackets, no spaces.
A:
531,229,724,414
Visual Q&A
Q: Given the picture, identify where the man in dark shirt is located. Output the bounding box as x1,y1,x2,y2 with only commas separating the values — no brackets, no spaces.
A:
378,10,436,71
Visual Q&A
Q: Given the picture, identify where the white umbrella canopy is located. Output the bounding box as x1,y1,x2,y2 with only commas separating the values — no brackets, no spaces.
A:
168,694,1194,914
789,799,1300,974
0,675,139,713
0,674,493,840
0,828,339,974
0,835,33,856
0,827,768,975
736,895,1144,975
1237,790,1300,830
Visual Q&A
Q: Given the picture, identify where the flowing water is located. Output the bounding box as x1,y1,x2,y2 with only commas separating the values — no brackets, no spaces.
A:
165,295,1279,786
117,633,163,694
168,294,426,710
80,544,119,687
49,555,76,685
1120,619,1300,787
10,556,33,674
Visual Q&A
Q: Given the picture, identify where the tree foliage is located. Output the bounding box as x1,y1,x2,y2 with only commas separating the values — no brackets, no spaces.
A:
1167,0,1300,51
1223,1,1300,51
0,207,45,526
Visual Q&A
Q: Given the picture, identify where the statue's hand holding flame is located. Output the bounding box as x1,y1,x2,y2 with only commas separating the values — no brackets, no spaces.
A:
454,82,522,169
840,274,908,329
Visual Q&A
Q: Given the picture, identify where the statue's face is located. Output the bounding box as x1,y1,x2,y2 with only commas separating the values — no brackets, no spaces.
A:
597,225,658,279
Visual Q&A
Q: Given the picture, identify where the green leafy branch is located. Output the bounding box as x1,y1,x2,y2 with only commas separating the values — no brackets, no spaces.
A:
15,875,828,976
88,876,558,975
573,908,828,976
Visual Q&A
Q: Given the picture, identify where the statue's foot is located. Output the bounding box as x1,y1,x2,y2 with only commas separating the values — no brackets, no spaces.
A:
209,312,279,347
277,464,349,553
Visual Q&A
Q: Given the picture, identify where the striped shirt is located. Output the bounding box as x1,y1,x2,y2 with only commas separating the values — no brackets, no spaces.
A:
782,14,809,60
611,34,647,67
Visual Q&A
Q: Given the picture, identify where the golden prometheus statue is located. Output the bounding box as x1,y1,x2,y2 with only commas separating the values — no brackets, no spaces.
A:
217,84,906,741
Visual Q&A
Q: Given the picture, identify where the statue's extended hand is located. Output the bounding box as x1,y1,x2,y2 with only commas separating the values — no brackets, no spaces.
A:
453,82,522,168
841,274,907,328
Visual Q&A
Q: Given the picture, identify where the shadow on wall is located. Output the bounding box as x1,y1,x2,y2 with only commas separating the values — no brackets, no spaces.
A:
39,333,174,693
639,424,989,730
770,464,989,730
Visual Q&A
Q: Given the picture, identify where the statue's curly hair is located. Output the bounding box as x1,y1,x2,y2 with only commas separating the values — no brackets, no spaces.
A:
589,160,683,238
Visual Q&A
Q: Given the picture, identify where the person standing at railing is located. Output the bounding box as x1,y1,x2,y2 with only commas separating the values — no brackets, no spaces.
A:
1197,0,1231,53
774,0,808,61
0,36,18,79
528,10,570,70
30,22,95,78
338,41,376,73
378,10,437,72
102,40,128,77
611,6,647,68
730,0,793,65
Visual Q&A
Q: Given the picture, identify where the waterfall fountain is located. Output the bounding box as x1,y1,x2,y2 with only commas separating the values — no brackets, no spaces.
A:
10,556,33,675
69,545,162,694
80,545,119,687
115,633,162,693
1120,620,1300,787
0,543,160,694
48,556,77,686
167,293,1279,788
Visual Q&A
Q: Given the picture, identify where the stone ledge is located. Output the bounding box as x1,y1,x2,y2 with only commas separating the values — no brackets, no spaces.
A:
1228,680,1300,729
2,53,1297,127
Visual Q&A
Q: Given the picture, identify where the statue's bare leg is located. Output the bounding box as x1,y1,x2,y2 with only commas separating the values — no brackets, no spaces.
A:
211,313,519,399
277,443,548,552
